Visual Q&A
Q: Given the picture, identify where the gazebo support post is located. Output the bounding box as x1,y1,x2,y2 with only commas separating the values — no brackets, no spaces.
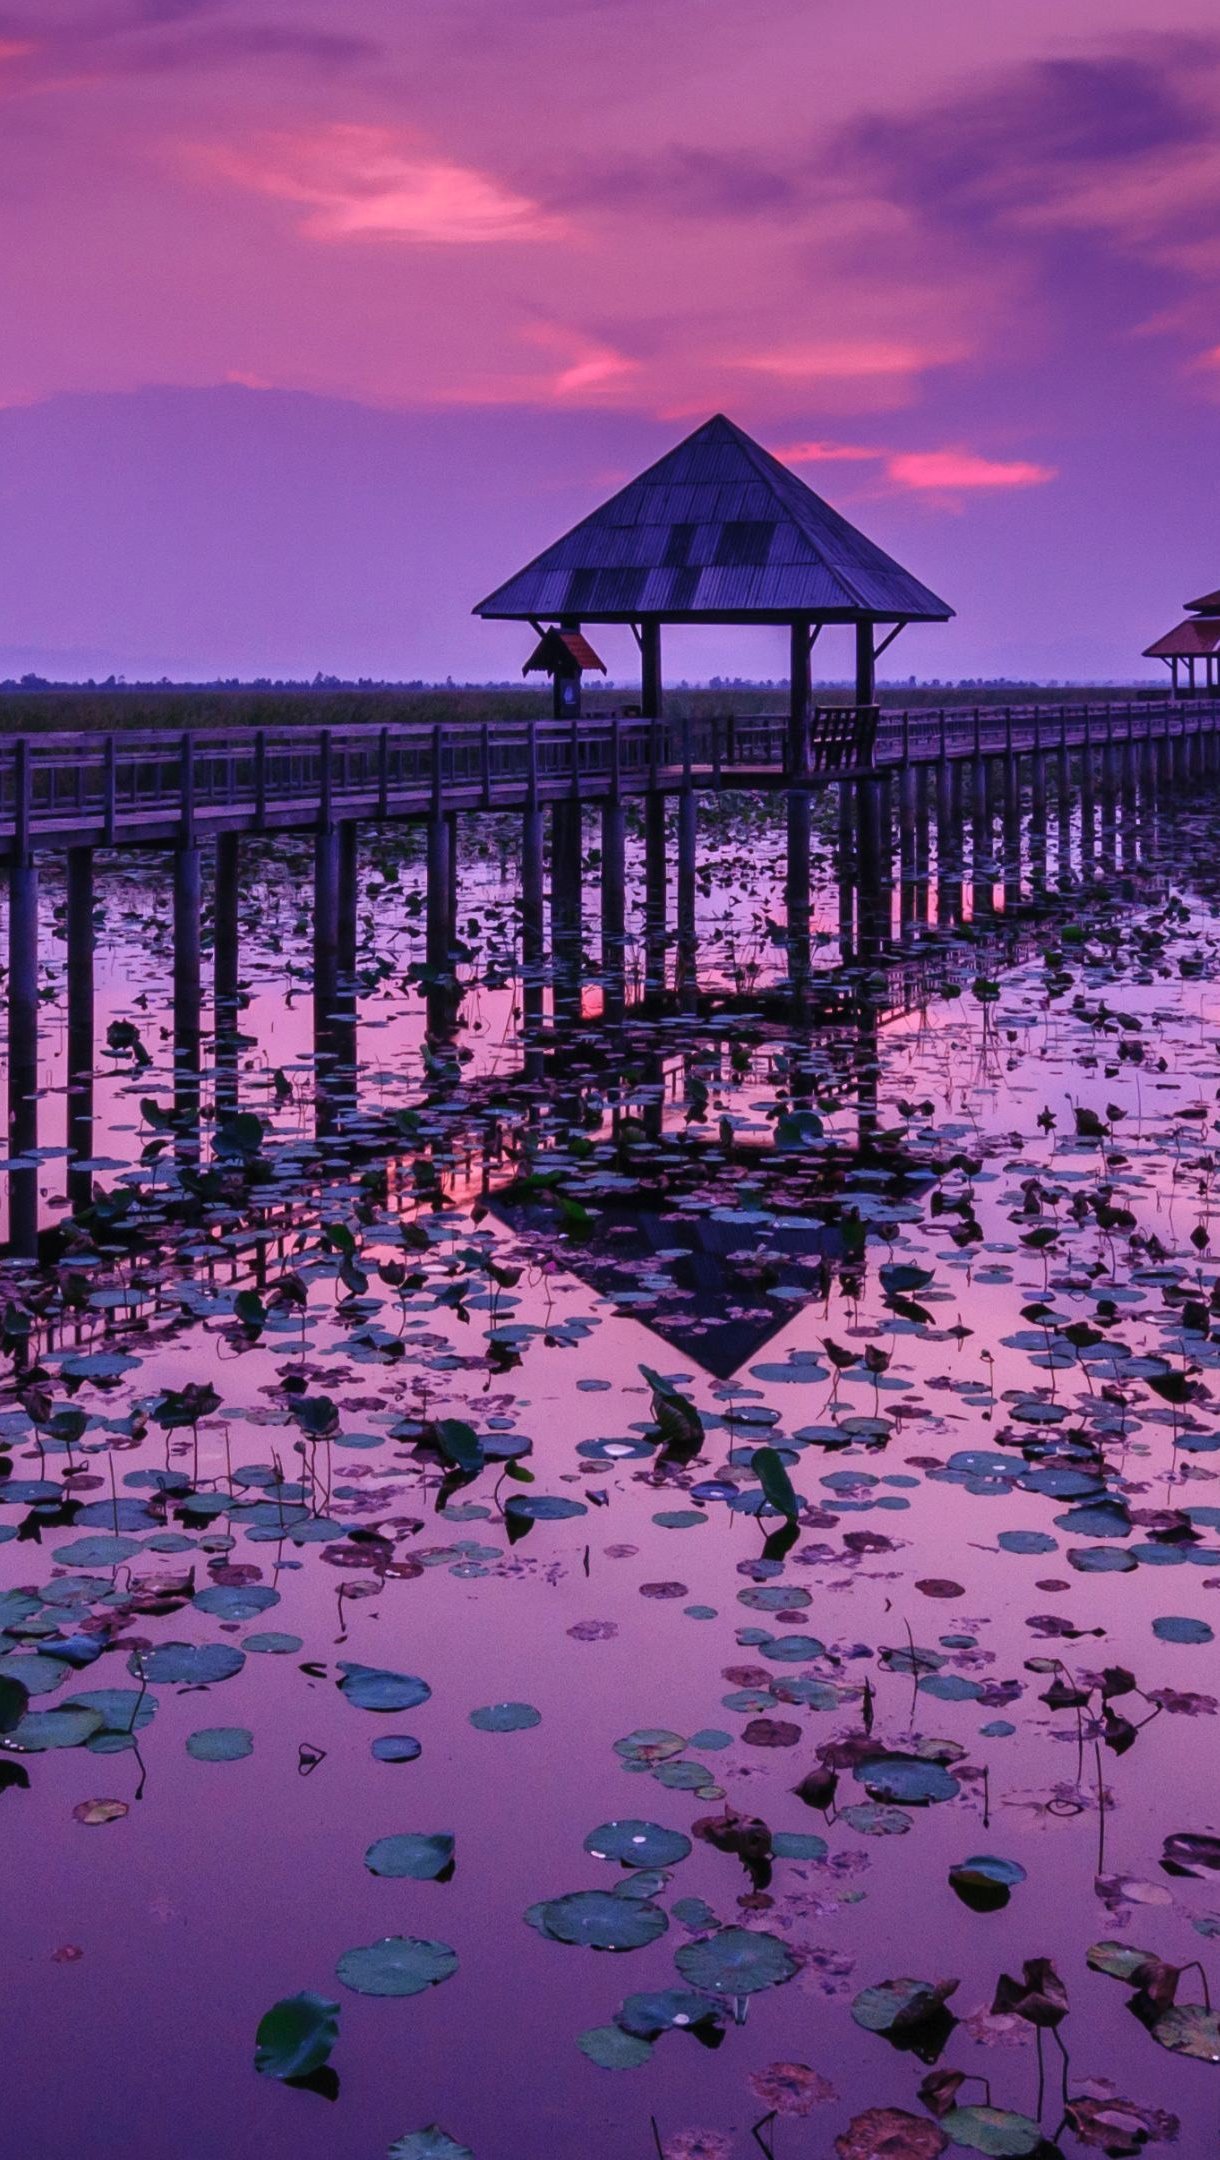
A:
787,618,812,999
641,620,667,997
855,620,876,708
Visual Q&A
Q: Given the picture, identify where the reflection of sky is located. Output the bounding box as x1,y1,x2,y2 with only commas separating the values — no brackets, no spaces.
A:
5,806,1220,2151
2,8,1220,678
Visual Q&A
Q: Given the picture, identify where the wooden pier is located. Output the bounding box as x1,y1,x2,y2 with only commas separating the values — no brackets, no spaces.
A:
4,410,1218,1255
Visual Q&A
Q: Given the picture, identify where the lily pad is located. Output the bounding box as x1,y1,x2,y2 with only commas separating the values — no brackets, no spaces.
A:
948,1855,1026,1912
1152,1615,1214,1645
674,1926,798,1996
130,1642,246,1687
372,1735,423,1764
530,1890,668,1951
1149,2004,1220,2060
388,2130,474,2159
6,1705,104,1750
365,1833,454,1881
254,1991,340,2081
576,2025,653,2069
186,1726,253,1762
857,1756,960,1806
336,1936,458,1997
338,1663,431,1713
583,1820,692,1869
469,1701,540,1733
938,2106,1044,2155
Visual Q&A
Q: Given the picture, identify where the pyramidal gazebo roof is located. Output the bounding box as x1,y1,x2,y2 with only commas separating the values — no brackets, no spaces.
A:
474,413,953,626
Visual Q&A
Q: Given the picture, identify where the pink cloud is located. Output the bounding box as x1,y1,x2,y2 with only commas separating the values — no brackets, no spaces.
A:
887,448,1057,491
737,338,965,381
775,438,882,462
210,125,562,246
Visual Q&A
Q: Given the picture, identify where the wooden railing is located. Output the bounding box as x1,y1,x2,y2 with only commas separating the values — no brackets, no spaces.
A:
0,698,1217,853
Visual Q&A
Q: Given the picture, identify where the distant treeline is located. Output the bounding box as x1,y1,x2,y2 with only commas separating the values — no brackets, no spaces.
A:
0,677,1167,734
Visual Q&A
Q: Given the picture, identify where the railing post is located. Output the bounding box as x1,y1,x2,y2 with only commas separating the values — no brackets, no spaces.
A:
180,729,195,846
712,713,722,788
569,713,581,800
378,725,390,818
481,721,493,810
103,733,116,844
430,722,443,819
14,736,29,864
254,728,267,832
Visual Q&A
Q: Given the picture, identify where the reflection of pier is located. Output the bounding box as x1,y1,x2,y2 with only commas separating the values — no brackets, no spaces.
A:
3,410,1219,1253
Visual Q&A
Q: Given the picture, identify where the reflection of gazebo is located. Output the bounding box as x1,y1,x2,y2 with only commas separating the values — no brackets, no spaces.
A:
1144,589,1220,697
474,413,953,729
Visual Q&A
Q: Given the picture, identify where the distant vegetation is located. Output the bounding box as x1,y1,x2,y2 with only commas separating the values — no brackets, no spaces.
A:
0,676,1168,733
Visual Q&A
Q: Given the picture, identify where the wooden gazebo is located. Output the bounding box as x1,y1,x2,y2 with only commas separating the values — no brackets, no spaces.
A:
1144,589,1220,697
474,413,953,744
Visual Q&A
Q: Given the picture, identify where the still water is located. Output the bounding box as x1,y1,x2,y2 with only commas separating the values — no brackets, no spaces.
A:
2,790,1219,2159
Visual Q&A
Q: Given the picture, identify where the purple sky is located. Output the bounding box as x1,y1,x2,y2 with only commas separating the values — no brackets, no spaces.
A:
2,2,1219,682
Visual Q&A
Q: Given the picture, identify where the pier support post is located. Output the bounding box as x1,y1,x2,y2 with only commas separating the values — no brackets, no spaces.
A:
786,791,812,999
7,847,39,1256
644,792,667,997
551,798,583,1024
214,832,240,1030
600,794,626,1028
426,810,454,1036
1121,737,1139,817
334,820,359,1090
899,764,918,932
913,763,930,922
1002,753,1022,911
1055,745,1072,884
173,843,202,1077
338,822,359,982
521,804,546,1047
314,825,340,1048
1100,741,1118,873
935,758,961,926
66,848,95,1210
1030,749,1048,895
676,785,698,1011
837,781,856,962
213,832,240,1114
856,775,891,954
971,758,992,915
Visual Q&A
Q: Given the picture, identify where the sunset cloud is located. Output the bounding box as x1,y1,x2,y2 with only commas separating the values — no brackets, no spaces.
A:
738,339,961,382
212,126,562,246
777,438,882,463
887,450,1057,492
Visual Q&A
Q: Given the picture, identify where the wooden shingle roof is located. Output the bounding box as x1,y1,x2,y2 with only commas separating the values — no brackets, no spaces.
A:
474,414,953,625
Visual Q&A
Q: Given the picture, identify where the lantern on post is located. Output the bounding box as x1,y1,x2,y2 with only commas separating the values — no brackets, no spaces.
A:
523,626,606,720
